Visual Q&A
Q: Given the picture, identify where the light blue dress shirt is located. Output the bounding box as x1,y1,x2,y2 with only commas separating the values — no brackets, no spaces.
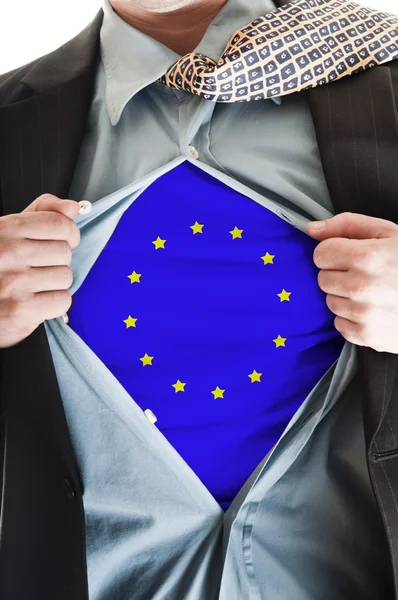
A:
43,0,392,597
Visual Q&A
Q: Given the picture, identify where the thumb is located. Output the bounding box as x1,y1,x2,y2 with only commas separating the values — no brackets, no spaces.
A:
23,193,80,221
307,212,398,240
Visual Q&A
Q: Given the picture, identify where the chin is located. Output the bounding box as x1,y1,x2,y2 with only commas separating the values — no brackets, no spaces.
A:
133,0,198,12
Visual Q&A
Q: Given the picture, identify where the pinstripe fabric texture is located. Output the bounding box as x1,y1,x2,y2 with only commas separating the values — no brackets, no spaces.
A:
1,5,398,598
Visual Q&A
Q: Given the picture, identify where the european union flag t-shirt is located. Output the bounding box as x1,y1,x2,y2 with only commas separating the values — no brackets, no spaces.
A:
67,161,345,511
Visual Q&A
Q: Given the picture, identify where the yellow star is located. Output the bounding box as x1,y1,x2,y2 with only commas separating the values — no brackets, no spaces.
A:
229,227,243,240
229,226,243,239
211,386,225,399
152,237,166,250
140,354,154,366
172,380,186,393
127,271,142,284
273,335,287,348
277,289,291,302
261,252,275,265
248,370,262,383
123,315,137,328
190,221,204,234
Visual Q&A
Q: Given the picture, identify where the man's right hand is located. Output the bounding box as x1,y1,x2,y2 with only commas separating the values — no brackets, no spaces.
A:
0,193,81,349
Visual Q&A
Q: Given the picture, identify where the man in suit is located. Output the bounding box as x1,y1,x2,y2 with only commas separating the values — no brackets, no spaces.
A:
1,0,398,598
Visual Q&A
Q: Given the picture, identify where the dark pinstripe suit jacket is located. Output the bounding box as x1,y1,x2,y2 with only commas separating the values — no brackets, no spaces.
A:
1,2,398,598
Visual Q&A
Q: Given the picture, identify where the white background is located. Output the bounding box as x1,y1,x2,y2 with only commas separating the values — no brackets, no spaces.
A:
0,0,396,74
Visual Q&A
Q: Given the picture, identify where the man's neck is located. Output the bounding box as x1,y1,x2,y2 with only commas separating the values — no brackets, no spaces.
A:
110,0,229,55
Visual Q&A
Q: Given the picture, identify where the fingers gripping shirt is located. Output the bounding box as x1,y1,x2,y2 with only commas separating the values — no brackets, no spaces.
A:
66,161,345,511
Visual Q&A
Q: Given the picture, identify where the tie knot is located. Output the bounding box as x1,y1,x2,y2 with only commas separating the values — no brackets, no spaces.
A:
157,53,217,93
156,0,398,103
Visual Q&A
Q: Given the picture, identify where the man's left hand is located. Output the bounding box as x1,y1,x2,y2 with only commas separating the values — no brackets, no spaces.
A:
307,212,398,354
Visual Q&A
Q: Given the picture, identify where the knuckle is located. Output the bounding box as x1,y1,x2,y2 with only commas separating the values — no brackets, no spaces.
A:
313,240,332,267
357,322,370,344
52,288,72,306
0,240,16,264
6,296,27,322
355,248,380,273
347,278,365,300
51,211,69,233
350,302,370,321
38,193,56,201
0,271,21,297
0,213,18,232
313,247,322,266
359,316,372,333
50,211,79,249
334,315,345,334
66,291,72,309
60,240,72,264
59,290,72,312
28,194,57,213
325,294,335,311
317,270,327,288
61,266,74,288
35,289,72,322
73,223,81,247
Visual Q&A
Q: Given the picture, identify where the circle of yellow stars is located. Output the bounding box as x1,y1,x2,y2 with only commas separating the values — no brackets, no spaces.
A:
122,220,292,399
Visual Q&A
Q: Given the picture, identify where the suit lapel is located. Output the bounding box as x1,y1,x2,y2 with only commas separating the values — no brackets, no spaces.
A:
0,9,104,215
0,9,104,473
307,67,398,455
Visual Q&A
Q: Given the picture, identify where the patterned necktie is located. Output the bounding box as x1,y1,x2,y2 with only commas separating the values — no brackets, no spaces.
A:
156,0,398,102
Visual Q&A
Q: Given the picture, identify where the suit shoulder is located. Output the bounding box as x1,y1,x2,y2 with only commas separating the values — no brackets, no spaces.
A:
0,57,42,107
0,10,103,109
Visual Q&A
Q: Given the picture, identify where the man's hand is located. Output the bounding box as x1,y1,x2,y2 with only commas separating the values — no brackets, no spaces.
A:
307,212,398,354
0,194,81,349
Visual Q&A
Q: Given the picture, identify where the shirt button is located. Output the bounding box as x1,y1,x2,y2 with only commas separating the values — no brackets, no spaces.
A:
144,409,157,424
78,200,92,214
188,145,199,160
62,313,69,324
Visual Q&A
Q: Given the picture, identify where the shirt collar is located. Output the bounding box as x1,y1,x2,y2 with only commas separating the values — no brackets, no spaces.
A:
101,0,278,126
